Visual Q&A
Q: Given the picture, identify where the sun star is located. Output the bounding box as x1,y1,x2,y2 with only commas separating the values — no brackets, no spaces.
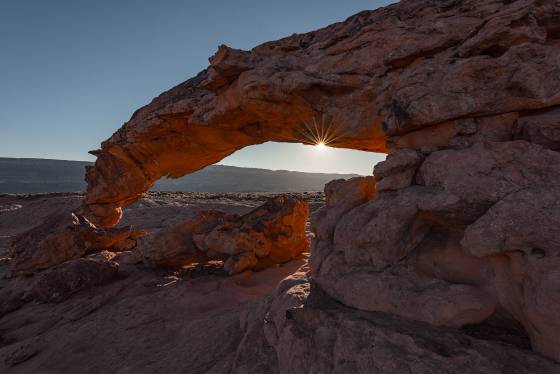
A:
315,141,327,151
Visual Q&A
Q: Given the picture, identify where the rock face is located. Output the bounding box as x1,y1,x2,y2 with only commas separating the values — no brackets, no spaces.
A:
312,148,560,361
79,0,559,227
139,210,232,268
67,0,560,367
140,196,309,274
9,211,141,275
234,273,560,374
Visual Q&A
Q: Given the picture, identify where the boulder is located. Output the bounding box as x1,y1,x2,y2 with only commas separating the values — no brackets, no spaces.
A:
373,149,423,192
311,176,376,242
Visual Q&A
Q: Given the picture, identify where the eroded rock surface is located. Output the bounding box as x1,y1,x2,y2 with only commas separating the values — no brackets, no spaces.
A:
75,0,560,365
9,211,141,275
234,272,560,374
312,143,560,361
2,0,560,371
82,0,560,228
140,196,309,274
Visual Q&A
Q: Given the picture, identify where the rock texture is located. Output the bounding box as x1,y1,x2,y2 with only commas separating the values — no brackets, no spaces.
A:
9,211,141,275
76,0,560,364
0,193,310,374
3,0,560,371
30,251,120,303
235,273,560,374
312,149,560,361
140,196,309,274
82,0,560,227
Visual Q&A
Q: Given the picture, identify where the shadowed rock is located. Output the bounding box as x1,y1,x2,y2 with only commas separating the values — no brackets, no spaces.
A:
30,252,120,303
235,272,560,373
9,211,142,275
140,196,309,274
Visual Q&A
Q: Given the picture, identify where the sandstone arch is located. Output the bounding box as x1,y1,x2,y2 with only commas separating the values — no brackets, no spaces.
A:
82,39,390,226
80,0,560,362
83,0,559,227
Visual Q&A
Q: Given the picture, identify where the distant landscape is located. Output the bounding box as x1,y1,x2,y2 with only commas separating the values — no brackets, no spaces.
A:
0,157,360,193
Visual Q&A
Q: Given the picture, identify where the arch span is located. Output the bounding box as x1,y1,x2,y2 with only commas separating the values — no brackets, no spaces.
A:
83,0,560,227
82,41,391,226
68,0,560,363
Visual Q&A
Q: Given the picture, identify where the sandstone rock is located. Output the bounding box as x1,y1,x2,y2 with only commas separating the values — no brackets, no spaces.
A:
417,141,560,222
10,211,142,275
277,304,559,374
201,196,309,274
139,196,308,275
462,187,560,258
373,149,422,192
461,187,560,361
392,113,520,151
236,275,560,374
332,187,431,271
0,276,32,317
81,0,560,228
488,251,560,363
139,210,233,268
311,141,560,361
71,0,560,365
224,252,258,275
311,176,376,242
518,107,560,150
30,252,119,303
315,250,496,329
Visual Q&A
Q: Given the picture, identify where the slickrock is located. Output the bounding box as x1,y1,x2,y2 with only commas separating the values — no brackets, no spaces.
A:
30,251,120,303
141,196,309,274
312,156,560,361
373,149,423,191
310,176,376,243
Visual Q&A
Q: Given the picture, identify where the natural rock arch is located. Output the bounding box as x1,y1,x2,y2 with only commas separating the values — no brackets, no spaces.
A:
79,0,560,363
83,0,560,227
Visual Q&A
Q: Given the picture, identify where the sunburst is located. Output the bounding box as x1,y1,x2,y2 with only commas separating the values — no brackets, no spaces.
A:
290,114,343,150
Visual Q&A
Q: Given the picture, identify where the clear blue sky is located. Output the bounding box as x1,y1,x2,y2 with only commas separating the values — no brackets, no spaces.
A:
0,0,391,175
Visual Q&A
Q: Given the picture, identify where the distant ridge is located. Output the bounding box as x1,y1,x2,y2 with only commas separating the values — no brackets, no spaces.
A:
0,157,361,193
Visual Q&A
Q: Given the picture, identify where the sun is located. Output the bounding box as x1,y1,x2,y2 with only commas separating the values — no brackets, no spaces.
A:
315,141,327,151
